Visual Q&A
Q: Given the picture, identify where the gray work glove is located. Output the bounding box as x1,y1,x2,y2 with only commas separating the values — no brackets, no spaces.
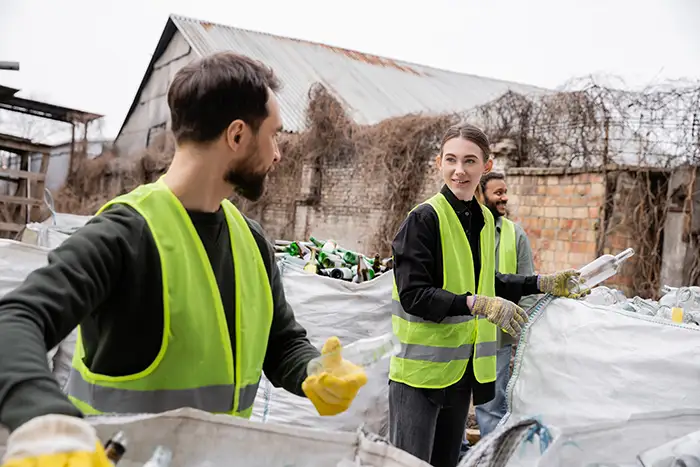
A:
537,269,591,299
469,295,527,338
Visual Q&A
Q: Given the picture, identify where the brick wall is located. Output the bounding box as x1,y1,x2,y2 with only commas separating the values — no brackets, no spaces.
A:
505,168,606,274
505,167,653,296
253,157,663,297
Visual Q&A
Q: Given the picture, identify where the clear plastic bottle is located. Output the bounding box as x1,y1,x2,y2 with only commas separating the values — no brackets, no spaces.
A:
584,286,620,306
306,332,401,376
142,445,172,467
660,284,678,296
631,296,659,316
677,287,700,312
567,248,635,294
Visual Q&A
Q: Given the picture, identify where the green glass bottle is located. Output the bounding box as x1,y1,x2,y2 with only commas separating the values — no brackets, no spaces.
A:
336,247,359,265
318,251,345,268
309,236,325,248
286,242,301,257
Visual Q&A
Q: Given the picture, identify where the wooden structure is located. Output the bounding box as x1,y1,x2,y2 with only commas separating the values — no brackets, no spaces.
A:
0,134,53,237
0,84,102,238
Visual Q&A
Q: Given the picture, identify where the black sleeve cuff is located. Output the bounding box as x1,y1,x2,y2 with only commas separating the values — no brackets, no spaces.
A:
445,293,472,318
525,275,541,295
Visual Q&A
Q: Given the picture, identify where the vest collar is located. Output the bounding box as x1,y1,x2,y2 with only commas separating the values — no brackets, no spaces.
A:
440,184,484,223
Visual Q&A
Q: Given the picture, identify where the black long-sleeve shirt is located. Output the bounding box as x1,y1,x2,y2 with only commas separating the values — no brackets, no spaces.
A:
392,185,540,323
391,185,541,403
0,203,320,432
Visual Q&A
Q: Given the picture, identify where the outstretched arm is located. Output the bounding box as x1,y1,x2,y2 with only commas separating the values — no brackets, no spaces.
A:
0,206,138,431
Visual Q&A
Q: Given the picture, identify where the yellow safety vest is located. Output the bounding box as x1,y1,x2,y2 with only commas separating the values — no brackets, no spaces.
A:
66,179,273,419
389,193,498,388
499,217,517,274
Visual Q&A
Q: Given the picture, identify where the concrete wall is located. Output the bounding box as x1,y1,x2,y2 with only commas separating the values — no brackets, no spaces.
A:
28,141,109,192
660,166,700,287
264,155,390,254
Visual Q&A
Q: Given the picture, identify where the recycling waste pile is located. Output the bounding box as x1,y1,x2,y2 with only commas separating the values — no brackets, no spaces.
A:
273,236,392,283
0,216,423,467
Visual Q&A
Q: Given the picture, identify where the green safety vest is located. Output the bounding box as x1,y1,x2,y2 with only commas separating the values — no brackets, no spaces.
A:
496,217,519,347
66,179,273,419
499,217,517,274
389,193,498,388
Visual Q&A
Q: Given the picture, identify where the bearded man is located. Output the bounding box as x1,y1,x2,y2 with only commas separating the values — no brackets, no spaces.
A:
0,52,366,466
474,171,537,437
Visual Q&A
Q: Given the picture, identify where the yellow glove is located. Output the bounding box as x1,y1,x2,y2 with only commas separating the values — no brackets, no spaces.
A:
2,415,114,467
301,336,368,416
537,269,591,299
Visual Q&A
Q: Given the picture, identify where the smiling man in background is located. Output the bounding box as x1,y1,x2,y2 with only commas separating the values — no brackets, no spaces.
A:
474,171,537,437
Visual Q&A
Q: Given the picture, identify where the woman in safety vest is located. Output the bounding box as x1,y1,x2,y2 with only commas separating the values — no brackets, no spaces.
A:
388,123,587,467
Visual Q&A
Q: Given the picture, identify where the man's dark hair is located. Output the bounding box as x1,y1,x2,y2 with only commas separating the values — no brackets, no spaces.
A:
480,171,506,192
167,52,281,144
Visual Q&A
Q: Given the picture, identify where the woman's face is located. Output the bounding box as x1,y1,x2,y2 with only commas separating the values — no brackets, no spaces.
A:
436,137,492,201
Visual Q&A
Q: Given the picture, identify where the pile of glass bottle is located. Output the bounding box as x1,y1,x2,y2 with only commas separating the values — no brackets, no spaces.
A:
585,285,700,325
273,236,392,283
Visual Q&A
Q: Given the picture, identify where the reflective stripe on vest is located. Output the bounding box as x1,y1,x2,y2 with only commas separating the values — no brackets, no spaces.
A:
499,217,518,274
389,193,498,388
67,370,260,414
66,179,273,418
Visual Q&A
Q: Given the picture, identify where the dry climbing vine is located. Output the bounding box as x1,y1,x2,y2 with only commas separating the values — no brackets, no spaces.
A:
53,76,699,290
470,76,700,169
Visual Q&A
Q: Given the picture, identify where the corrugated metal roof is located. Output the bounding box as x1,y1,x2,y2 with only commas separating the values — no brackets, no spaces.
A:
170,15,547,133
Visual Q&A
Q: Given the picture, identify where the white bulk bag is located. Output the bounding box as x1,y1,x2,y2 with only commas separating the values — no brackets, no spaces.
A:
459,409,700,467
252,259,394,435
0,408,429,467
459,293,700,467
0,240,77,388
504,295,700,429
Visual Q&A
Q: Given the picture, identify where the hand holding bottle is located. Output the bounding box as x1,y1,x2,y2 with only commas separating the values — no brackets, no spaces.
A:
537,269,591,299
302,336,368,416
1,415,114,467
468,295,527,337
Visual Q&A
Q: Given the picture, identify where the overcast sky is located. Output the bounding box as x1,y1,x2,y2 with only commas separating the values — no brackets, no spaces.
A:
0,0,698,143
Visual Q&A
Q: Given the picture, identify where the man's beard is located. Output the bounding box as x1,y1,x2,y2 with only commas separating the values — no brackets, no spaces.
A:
224,142,269,201
225,168,268,201
487,201,506,219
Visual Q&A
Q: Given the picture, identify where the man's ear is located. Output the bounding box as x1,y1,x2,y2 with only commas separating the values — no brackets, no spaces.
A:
226,119,246,151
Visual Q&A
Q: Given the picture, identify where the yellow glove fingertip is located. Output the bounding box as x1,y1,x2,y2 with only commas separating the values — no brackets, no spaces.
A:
322,336,341,355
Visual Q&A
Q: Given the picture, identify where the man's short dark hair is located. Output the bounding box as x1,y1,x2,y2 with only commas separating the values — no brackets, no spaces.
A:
167,52,281,144
480,171,506,192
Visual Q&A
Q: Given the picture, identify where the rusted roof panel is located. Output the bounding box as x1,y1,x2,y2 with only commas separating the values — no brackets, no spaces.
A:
171,15,547,133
